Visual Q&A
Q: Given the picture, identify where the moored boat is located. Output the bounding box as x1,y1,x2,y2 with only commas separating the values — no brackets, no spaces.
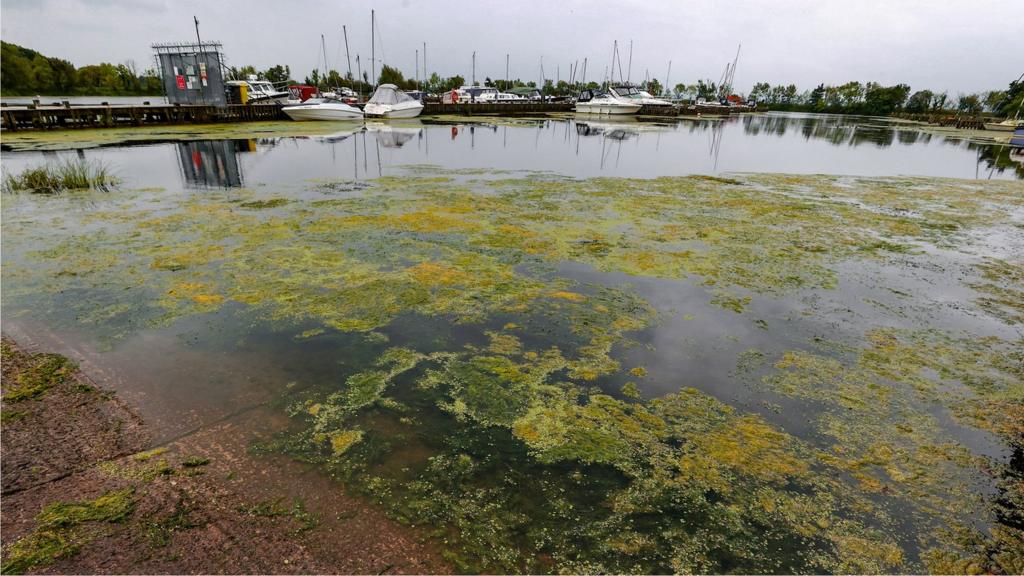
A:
574,88,642,115
226,77,290,104
985,119,1023,132
282,97,364,121
364,84,424,118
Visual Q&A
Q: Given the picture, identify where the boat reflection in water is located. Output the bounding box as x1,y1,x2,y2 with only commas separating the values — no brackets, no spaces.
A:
366,121,424,148
175,139,256,188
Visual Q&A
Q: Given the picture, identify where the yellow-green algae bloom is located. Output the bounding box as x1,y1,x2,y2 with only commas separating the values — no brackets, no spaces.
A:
3,167,1023,573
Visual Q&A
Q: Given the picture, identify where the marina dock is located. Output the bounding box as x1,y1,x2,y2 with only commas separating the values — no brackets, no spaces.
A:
0,101,749,132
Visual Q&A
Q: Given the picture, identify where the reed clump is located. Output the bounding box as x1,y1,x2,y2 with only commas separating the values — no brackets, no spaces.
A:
2,159,117,194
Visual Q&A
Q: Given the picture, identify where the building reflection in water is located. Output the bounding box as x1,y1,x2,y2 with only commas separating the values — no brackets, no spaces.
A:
176,139,255,188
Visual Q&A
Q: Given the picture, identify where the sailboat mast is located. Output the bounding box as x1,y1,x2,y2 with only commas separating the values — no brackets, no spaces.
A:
374,9,378,88
627,39,633,84
343,26,353,84
321,34,330,90
609,41,617,87
728,43,741,95
356,54,363,98
581,57,587,86
665,60,672,97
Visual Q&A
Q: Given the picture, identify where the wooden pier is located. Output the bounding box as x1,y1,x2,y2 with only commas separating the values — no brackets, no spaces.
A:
1,101,751,132
0,103,286,131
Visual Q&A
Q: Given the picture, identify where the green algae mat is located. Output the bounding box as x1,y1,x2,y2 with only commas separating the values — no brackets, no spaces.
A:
3,166,1022,573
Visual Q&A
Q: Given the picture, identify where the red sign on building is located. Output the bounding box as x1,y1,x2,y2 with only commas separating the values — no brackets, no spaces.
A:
176,75,186,90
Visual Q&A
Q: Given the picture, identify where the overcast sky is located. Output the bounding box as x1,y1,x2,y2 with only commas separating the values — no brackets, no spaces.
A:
2,0,1021,95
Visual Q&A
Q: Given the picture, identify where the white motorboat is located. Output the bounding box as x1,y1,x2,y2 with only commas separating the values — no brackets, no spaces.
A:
495,92,525,102
463,86,501,102
226,77,291,104
635,89,673,106
985,119,1023,132
282,97,364,121
363,84,424,118
574,88,641,115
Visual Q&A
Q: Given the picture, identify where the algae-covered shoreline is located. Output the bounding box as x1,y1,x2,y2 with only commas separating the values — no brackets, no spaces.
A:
2,132,1023,574
0,337,447,574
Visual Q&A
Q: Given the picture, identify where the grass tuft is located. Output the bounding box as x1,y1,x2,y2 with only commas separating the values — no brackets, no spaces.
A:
1,159,117,194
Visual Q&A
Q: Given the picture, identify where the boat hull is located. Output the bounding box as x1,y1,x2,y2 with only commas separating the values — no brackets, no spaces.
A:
250,94,291,105
985,122,1020,132
364,103,424,119
575,103,642,115
283,105,364,121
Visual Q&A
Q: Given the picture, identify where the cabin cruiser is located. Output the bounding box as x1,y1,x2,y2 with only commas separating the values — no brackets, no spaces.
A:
363,84,424,118
634,89,673,106
984,118,1023,132
462,86,500,102
574,88,642,115
282,96,364,121
608,85,672,107
226,77,290,104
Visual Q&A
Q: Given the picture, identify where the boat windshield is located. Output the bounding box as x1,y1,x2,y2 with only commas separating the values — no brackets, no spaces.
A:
368,84,415,105
611,86,641,98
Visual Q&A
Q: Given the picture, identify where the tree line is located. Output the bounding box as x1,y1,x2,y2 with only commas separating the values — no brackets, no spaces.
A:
742,79,1022,117
1,42,162,96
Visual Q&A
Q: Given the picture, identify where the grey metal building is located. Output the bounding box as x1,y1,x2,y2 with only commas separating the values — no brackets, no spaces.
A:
153,42,226,106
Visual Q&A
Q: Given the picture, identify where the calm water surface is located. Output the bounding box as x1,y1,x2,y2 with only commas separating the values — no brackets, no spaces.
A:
2,112,1021,183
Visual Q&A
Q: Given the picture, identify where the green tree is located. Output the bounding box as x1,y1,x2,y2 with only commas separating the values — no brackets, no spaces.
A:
993,78,1023,117
264,65,292,84
983,90,1006,112
378,64,408,88
749,82,770,103
807,83,826,107
836,81,864,107
696,79,717,101
956,93,982,115
905,90,934,113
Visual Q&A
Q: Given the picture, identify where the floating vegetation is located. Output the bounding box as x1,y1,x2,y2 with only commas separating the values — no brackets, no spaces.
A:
1,159,117,194
3,167,1024,572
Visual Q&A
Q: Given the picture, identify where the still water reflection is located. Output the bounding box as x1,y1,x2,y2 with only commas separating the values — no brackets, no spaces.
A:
3,112,1020,188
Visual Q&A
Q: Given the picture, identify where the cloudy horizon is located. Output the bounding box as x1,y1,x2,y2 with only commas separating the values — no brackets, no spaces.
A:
2,0,1021,96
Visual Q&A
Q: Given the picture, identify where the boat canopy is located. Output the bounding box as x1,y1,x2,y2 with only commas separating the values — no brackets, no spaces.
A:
368,84,416,105
610,85,641,98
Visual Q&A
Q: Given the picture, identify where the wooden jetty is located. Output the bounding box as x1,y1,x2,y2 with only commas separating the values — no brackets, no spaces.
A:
893,112,989,130
1,101,750,132
1,103,285,131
